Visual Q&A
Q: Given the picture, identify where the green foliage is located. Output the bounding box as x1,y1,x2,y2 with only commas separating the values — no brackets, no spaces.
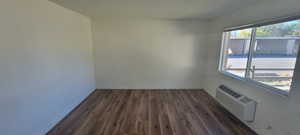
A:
235,20,300,37
236,29,251,38
237,29,251,38
256,22,300,37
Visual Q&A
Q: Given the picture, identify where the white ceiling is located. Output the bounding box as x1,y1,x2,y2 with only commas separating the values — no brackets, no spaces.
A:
50,0,259,19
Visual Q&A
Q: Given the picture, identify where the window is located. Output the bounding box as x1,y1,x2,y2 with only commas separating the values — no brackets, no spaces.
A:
219,18,300,95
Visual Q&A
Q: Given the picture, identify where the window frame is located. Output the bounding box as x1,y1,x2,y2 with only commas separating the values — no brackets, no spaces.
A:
218,15,300,97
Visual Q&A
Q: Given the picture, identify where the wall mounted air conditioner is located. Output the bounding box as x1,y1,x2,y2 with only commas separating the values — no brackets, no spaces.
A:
216,85,257,122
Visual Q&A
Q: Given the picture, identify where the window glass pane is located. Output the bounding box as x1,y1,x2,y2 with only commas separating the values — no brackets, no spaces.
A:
223,28,252,77
250,20,300,92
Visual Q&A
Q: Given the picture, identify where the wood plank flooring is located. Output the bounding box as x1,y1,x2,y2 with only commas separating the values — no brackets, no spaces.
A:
47,90,257,135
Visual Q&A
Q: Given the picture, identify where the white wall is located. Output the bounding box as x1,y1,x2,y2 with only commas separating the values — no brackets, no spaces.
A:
92,18,208,89
0,0,95,135
204,0,300,135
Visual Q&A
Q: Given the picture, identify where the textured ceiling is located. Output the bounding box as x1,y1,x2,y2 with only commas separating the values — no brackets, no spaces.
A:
50,0,259,19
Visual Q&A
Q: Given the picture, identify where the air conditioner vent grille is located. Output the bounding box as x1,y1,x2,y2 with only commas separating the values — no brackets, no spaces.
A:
219,85,242,98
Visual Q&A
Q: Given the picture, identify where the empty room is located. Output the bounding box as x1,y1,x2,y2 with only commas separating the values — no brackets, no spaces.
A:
1,0,300,135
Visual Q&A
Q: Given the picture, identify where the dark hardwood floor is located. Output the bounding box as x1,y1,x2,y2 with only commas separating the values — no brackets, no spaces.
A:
47,90,257,135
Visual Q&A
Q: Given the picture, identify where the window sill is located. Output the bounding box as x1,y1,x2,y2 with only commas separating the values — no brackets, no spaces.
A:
218,70,290,98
